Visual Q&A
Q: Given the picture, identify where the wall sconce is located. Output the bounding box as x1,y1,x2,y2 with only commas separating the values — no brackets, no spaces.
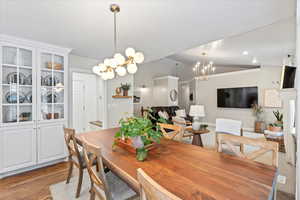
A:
140,84,147,92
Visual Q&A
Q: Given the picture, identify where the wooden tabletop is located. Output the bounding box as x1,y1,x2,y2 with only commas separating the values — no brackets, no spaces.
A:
185,127,210,135
77,128,277,200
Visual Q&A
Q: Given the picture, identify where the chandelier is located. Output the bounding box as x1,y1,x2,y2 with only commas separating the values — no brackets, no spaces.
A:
193,52,215,80
92,4,145,80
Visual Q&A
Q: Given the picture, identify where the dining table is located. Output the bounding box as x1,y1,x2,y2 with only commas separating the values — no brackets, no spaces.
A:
77,128,277,200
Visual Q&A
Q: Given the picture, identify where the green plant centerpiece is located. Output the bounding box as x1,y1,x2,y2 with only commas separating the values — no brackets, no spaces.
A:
120,83,131,96
268,110,283,132
114,115,163,161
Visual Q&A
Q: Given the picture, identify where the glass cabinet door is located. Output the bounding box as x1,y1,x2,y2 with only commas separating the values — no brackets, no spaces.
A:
1,46,33,124
40,52,65,121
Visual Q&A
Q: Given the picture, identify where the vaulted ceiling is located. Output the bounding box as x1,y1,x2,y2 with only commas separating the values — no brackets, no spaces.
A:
0,0,296,63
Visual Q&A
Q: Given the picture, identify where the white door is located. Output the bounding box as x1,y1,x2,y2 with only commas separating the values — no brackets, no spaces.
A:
73,79,85,133
0,127,36,173
72,72,98,132
37,123,66,164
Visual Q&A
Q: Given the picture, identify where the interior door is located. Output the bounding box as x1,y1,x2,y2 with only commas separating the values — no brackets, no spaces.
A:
72,79,85,133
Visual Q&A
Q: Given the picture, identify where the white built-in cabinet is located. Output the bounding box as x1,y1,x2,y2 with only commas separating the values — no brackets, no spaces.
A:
0,35,71,178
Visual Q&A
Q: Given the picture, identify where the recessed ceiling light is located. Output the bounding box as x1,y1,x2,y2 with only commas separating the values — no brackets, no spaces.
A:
242,51,249,55
252,57,257,64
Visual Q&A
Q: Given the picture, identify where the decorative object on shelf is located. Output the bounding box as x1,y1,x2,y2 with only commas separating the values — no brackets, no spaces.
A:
5,91,26,103
26,91,32,103
47,62,63,70
45,113,59,120
120,83,131,96
189,105,205,130
46,92,58,103
5,107,17,122
19,112,31,121
133,95,141,104
25,74,32,85
92,4,144,80
113,116,163,161
200,124,208,130
193,52,216,80
43,75,60,86
115,87,122,95
251,104,265,133
6,72,26,85
268,110,283,131
169,89,178,102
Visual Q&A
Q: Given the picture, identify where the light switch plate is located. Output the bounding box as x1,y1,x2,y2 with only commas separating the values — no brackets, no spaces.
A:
277,175,286,184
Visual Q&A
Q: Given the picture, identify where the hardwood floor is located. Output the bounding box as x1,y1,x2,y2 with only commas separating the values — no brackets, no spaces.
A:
0,162,295,200
0,162,68,200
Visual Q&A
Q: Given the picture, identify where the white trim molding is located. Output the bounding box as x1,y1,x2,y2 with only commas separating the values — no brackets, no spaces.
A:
153,75,179,80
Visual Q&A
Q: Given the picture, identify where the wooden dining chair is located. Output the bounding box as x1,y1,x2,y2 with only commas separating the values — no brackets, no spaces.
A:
157,123,184,142
172,116,193,138
81,137,139,200
137,168,182,200
217,134,279,167
64,128,97,198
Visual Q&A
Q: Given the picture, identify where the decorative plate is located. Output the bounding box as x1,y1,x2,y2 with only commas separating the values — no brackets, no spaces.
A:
5,91,26,103
6,72,26,85
26,91,32,103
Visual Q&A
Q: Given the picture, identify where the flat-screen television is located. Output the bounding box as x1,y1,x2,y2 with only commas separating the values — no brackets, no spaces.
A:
281,66,296,89
217,87,258,108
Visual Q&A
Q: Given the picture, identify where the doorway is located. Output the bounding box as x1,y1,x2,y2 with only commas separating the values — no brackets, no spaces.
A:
72,72,99,133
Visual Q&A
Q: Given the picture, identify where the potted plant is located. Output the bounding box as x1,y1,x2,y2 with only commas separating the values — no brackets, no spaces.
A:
251,104,264,133
120,83,131,96
114,116,163,161
268,110,283,132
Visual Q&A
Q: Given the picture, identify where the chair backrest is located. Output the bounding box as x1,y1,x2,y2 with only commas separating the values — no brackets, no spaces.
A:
137,168,182,200
81,137,112,200
172,116,186,127
217,134,279,167
157,123,184,142
215,118,242,136
63,128,83,166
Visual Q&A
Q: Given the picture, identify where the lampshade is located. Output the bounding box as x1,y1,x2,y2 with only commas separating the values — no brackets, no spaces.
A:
175,109,186,118
189,105,205,117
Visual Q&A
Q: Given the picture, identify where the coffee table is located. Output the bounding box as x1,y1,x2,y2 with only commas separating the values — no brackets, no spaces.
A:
185,127,210,147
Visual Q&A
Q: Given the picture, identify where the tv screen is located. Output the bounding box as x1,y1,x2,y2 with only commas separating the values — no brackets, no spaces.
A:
281,66,296,89
217,87,258,108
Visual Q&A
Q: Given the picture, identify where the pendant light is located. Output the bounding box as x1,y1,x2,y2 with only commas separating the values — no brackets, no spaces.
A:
93,4,144,80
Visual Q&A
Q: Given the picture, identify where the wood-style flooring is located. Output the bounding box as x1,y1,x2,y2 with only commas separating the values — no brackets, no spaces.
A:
0,162,295,200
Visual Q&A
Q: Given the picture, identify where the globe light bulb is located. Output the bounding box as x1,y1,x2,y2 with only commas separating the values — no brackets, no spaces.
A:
98,63,107,71
125,47,136,57
114,53,125,65
127,63,138,74
133,52,144,64
93,65,101,74
116,66,127,76
110,58,117,68
104,58,111,66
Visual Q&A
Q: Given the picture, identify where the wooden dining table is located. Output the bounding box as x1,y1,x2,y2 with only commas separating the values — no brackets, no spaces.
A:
77,128,277,200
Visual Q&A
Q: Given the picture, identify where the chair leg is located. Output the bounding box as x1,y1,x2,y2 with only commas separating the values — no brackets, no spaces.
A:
96,162,99,172
66,161,73,184
90,188,96,200
75,168,84,198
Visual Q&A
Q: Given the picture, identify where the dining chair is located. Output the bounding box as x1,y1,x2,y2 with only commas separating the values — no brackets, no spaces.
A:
215,118,243,152
172,116,193,138
137,168,182,200
217,133,279,167
64,128,97,198
157,123,184,142
81,137,138,200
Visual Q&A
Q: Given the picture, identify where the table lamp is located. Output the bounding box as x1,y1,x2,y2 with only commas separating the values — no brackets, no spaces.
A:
189,105,205,130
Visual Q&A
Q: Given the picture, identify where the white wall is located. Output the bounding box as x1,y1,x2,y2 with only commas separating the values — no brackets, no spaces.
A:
107,75,134,128
195,66,283,129
133,58,180,115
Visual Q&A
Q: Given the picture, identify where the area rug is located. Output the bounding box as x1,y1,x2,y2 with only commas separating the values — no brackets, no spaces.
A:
50,170,136,200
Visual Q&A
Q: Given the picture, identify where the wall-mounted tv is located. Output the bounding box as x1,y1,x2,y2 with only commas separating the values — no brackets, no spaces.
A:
217,87,258,108
281,66,296,89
